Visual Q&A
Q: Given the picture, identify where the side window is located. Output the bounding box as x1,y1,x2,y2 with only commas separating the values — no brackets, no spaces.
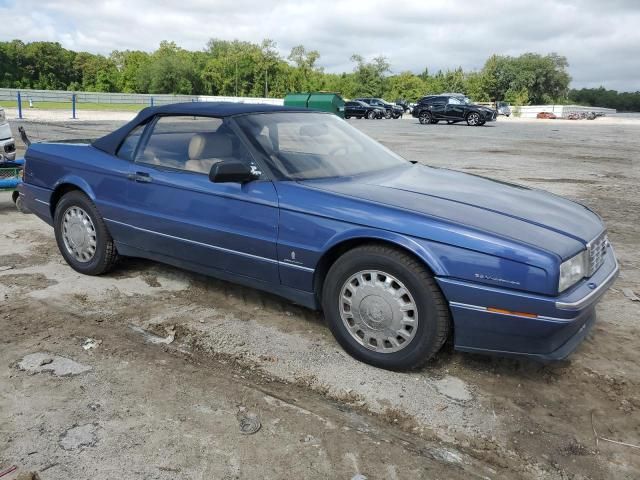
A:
135,116,256,175
116,124,146,161
448,97,462,105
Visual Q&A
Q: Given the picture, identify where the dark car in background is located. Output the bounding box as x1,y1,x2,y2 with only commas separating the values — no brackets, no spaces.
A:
412,94,497,126
355,98,403,119
394,100,412,114
344,100,384,120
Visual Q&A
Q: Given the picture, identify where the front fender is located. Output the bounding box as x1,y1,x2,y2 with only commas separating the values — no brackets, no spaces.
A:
322,228,448,276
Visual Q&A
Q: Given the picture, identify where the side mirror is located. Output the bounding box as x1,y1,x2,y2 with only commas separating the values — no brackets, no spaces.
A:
209,160,259,184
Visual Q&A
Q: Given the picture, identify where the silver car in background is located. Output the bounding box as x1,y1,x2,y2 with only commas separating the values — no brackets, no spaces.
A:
0,108,16,161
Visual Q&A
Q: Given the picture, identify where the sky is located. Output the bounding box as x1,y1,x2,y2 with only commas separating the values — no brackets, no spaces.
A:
1,0,639,91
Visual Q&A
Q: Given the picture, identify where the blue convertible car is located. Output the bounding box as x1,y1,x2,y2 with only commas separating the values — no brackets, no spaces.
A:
18,103,618,370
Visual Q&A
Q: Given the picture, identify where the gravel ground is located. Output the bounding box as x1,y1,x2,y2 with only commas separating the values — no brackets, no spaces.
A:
1,114,639,479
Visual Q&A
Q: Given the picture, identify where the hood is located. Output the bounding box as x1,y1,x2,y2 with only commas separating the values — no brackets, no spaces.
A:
300,164,603,259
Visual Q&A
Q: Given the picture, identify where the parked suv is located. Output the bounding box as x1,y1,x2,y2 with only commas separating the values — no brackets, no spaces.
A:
344,100,385,119
355,98,403,119
0,108,16,161
412,94,497,126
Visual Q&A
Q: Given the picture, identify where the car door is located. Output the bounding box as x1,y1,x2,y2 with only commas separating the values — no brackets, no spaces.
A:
429,97,447,119
111,115,280,283
444,97,466,120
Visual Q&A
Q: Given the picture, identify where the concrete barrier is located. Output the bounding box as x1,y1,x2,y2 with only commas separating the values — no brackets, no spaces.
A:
513,105,616,118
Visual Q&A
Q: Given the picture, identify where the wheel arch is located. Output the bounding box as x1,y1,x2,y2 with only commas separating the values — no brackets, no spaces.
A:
312,232,447,301
49,176,95,218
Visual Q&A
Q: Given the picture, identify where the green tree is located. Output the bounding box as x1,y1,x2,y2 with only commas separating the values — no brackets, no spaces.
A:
385,71,426,102
350,54,390,97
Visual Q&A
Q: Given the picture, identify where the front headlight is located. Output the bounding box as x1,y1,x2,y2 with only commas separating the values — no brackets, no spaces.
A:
559,250,588,292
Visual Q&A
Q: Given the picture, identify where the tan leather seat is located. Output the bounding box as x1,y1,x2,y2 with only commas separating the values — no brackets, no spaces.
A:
185,133,234,174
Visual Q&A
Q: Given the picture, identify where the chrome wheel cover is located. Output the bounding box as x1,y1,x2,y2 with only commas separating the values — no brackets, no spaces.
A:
61,206,97,262
468,113,480,125
339,270,418,353
419,112,430,124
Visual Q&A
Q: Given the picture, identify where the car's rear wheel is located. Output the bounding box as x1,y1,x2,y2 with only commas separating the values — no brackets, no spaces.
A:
345,115,351,119
366,110,376,120
322,245,450,370
466,112,481,126
54,191,118,275
384,110,392,119
418,111,432,124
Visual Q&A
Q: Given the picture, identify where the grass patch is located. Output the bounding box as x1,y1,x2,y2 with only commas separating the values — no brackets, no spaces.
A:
0,100,145,112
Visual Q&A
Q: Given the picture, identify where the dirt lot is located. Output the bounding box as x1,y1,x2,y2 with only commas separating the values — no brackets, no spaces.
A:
1,115,639,479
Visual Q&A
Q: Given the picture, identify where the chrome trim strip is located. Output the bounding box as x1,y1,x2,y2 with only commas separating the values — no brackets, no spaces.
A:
104,218,315,272
278,262,315,273
449,301,567,323
556,250,619,310
35,198,49,206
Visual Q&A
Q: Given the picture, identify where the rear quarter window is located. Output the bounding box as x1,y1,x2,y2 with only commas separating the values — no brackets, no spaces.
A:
116,124,146,161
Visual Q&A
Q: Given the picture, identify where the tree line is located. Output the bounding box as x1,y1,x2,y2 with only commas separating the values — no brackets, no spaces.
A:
1,38,634,109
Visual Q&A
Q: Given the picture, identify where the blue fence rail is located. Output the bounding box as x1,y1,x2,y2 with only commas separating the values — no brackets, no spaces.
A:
0,88,283,119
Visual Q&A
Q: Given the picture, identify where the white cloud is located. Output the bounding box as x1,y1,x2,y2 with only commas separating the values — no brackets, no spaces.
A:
0,0,639,91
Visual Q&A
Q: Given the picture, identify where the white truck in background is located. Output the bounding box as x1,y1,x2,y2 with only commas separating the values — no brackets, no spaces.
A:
0,108,16,161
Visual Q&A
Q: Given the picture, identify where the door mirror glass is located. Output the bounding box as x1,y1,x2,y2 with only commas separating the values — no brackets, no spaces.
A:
209,160,259,183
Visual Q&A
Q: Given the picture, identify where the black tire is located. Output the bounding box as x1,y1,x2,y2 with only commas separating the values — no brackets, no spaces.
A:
384,110,392,119
431,119,439,124
366,110,376,120
345,115,351,119
418,111,432,125
53,190,118,275
466,112,481,126
322,244,450,370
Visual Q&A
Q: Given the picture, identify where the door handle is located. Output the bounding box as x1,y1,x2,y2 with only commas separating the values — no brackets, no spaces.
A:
127,172,152,183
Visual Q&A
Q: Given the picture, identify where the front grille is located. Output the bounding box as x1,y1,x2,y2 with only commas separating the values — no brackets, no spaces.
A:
587,231,608,276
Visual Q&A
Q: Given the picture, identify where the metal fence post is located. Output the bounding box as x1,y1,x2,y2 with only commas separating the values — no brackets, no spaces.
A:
17,91,23,119
72,93,77,119
150,96,154,107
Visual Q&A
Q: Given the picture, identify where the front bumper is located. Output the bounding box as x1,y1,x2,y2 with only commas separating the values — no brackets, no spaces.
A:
482,110,497,122
436,247,618,361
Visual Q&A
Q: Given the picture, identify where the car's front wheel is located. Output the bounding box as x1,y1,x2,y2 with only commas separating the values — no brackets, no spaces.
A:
54,191,119,275
366,110,376,120
322,245,450,370
418,111,432,124
466,112,481,126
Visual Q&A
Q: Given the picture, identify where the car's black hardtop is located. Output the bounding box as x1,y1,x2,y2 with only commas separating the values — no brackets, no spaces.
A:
93,102,311,155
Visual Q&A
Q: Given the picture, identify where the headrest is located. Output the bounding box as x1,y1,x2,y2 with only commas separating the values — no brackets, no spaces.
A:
188,133,233,160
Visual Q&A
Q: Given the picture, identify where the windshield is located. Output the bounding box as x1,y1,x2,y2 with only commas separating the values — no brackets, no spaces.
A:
236,112,408,180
